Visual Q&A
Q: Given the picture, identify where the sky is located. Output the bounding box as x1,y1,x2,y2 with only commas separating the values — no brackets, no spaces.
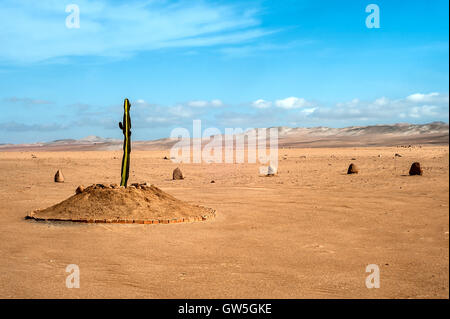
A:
0,0,448,144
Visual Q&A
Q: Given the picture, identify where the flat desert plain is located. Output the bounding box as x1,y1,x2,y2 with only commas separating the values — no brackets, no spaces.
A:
0,146,448,298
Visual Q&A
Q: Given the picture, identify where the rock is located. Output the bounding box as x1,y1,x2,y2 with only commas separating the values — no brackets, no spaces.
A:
163,156,169,160
210,180,215,183
173,167,184,180
395,153,402,157
267,165,277,176
409,162,423,176
347,163,358,174
75,185,85,194
95,184,106,189
110,184,119,189
54,170,64,183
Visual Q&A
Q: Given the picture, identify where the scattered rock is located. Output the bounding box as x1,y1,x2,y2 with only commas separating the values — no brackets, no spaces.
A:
54,170,64,183
409,162,423,176
267,165,277,176
31,154,37,159
347,163,358,174
75,185,85,194
173,167,184,180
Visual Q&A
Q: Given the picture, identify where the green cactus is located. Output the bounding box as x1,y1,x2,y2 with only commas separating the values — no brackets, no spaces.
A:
119,98,131,187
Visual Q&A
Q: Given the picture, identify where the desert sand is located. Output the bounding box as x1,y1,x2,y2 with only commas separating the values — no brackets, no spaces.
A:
0,146,448,298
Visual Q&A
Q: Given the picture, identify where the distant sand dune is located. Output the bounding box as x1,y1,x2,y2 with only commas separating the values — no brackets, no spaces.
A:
0,122,448,152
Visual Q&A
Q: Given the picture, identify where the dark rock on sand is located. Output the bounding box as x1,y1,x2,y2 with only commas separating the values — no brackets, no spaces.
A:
409,162,423,176
173,167,184,180
347,163,359,174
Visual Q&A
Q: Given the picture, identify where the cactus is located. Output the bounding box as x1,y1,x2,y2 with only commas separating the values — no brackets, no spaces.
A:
119,98,132,187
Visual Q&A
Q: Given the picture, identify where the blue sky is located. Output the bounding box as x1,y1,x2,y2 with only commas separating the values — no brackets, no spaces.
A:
0,0,448,143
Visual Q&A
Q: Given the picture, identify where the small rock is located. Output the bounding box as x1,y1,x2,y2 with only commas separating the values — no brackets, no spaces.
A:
395,153,402,157
173,167,184,180
210,180,215,183
75,185,85,194
347,163,358,174
54,170,64,183
110,183,119,189
163,156,169,160
409,162,423,176
267,165,277,176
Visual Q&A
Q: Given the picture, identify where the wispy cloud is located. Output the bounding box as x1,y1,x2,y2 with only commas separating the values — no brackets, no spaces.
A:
3,97,53,105
0,0,274,64
185,99,224,108
1,92,447,136
0,121,66,132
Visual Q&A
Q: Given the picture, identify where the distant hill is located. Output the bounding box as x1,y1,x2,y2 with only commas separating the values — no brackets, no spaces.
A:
0,122,448,151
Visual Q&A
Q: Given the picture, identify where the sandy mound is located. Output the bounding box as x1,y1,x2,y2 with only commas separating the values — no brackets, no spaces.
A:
26,183,215,224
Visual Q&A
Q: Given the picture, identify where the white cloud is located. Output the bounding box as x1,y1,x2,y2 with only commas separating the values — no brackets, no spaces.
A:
308,92,449,122
301,107,317,115
275,97,312,109
251,99,272,109
406,92,440,102
186,99,224,108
